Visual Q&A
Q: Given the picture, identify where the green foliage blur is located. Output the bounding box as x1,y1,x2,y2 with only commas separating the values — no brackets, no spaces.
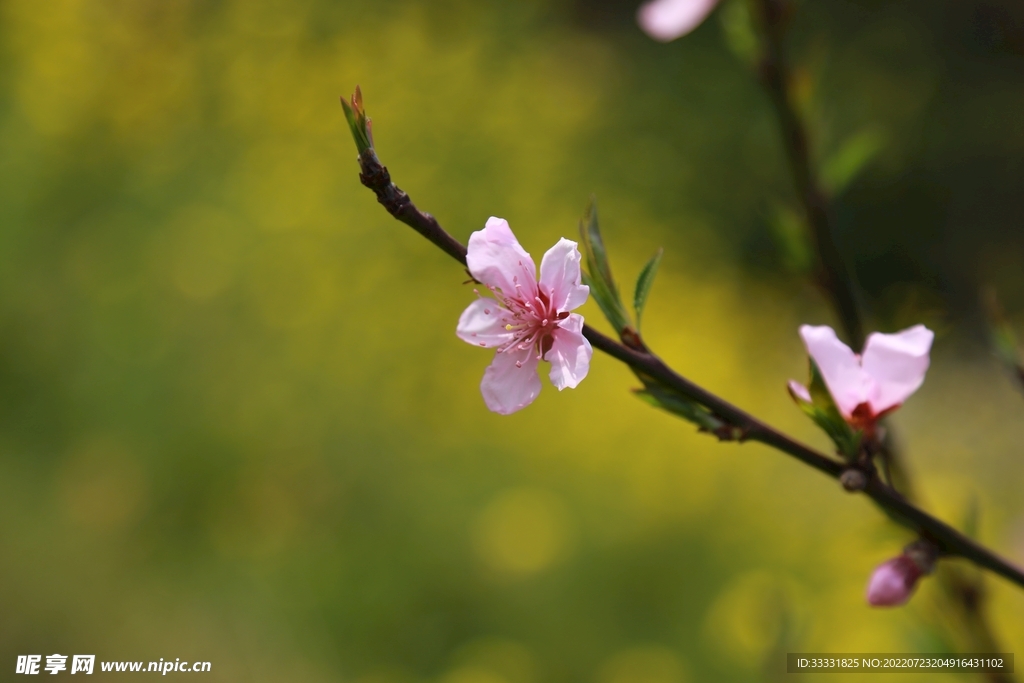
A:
1,0,1023,681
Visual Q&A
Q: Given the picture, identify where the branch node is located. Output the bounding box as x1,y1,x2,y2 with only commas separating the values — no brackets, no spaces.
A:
839,468,867,492
904,538,940,575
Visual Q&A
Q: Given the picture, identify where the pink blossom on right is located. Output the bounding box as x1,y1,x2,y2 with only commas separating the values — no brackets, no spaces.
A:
866,555,923,607
637,0,721,42
789,324,934,430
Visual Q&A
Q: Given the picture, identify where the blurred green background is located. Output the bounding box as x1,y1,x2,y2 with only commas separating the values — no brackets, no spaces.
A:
1,0,1023,680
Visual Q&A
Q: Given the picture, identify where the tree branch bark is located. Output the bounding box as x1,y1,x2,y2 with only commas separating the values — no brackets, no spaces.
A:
351,143,1024,593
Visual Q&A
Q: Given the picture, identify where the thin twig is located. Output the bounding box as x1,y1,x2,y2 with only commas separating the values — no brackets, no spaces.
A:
351,144,1024,592
754,0,864,349
356,148,468,265
752,0,916,497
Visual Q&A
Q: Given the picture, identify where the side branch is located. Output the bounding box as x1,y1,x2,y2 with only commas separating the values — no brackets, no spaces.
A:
753,0,918,501
755,0,864,349
350,142,1024,592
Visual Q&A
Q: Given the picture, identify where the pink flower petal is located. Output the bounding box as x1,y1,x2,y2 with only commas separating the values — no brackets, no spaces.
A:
787,380,812,404
456,299,514,348
866,556,920,607
637,0,720,42
467,217,537,299
861,325,934,414
545,313,592,390
539,238,589,312
799,325,870,418
480,347,542,415
462,219,593,414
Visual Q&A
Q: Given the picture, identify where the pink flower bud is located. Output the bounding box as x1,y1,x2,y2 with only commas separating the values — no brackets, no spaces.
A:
866,555,923,607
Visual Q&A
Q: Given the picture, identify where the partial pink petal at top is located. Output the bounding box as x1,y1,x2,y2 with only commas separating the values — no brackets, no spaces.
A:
545,313,592,390
637,0,720,42
539,238,589,312
467,217,537,298
861,325,934,414
480,347,542,415
800,325,870,417
456,299,515,348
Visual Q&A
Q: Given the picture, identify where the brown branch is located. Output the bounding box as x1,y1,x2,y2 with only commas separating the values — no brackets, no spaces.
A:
356,148,468,266
350,142,1024,593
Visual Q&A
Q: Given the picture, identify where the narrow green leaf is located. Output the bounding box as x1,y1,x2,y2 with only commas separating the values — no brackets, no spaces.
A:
581,271,631,335
993,324,1020,366
633,247,663,330
578,197,632,334
769,204,813,274
719,0,757,65
635,385,725,434
340,87,373,155
579,198,616,293
821,129,885,196
982,288,1024,385
988,309,1021,368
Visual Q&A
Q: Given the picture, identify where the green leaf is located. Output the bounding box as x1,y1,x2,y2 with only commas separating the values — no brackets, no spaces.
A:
990,315,1021,369
578,198,631,334
993,326,1019,365
719,0,758,65
821,129,884,196
634,385,726,435
769,204,812,274
789,361,862,459
340,86,373,155
579,198,615,293
982,288,1024,376
633,247,663,331
581,271,629,336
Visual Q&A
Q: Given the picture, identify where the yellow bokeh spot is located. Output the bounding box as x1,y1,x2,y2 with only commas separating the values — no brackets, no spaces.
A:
57,435,147,531
598,646,688,683
702,571,803,670
448,638,535,683
353,667,418,683
473,488,573,577
438,666,509,683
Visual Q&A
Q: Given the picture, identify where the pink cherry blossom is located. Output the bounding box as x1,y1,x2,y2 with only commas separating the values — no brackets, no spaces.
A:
457,217,592,415
637,0,721,42
866,555,922,607
790,324,934,428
